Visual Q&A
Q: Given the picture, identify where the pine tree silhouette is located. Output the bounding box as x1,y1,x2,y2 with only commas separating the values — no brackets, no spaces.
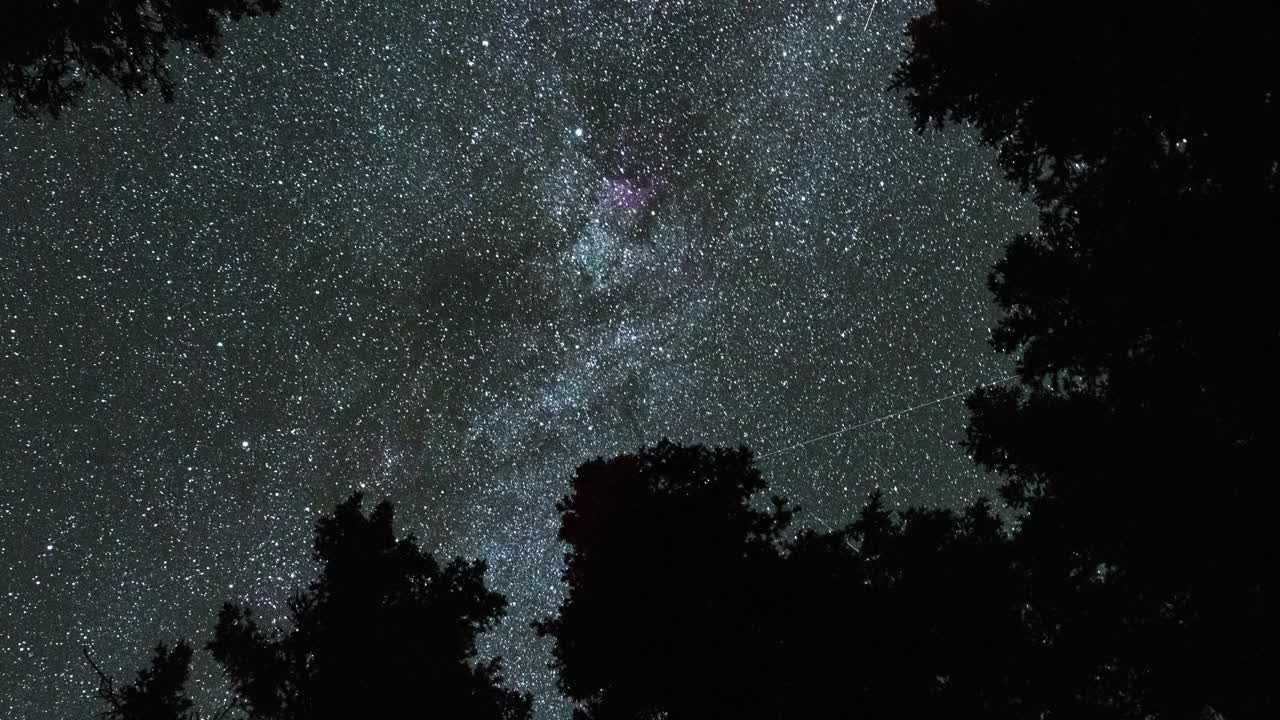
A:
84,642,197,720
208,492,531,720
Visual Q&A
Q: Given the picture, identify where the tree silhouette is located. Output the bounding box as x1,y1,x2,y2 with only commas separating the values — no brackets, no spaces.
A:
773,495,1038,720
892,1,1279,204
208,492,531,720
534,440,794,720
2,0,281,117
895,2,1280,718
539,441,1035,720
84,642,197,720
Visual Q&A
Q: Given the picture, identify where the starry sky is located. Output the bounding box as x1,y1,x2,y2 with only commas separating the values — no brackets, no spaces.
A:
0,1,1031,717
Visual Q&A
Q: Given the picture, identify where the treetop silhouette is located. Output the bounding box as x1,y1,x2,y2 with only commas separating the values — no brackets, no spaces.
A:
535,440,794,719
892,1,1279,204
86,491,530,720
539,441,1035,720
84,642,198,720
895,3,1280,718
208,491,531,720
2,0,282,117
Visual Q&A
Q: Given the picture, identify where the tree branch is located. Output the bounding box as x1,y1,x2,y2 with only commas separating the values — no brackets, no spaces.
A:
80,646,122,714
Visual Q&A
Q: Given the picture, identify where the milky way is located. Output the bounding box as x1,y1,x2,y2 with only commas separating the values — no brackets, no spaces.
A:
0,1,1030,717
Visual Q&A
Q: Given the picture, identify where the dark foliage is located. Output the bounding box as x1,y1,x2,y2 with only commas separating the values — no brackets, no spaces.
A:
775,496,1037,720
207,492,531,720
534,440,794,720
892,1,1279,204
538,441,1033,720
84,642,197,720
2,0,281,117
896,2,1280,717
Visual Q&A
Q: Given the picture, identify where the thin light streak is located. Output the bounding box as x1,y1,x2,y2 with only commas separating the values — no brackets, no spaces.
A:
757,375,1018,460
863,0,879,31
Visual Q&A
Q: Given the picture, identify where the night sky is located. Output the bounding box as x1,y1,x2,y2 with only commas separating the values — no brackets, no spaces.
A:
0,1,1030,717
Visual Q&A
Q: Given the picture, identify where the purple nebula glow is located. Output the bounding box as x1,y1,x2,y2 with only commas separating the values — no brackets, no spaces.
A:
606,176,668,213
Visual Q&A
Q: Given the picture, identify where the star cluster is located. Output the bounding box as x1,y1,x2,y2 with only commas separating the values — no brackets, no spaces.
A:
0,1,1029,717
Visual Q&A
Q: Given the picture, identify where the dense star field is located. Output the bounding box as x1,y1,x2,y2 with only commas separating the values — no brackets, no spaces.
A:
0,1,1030,717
